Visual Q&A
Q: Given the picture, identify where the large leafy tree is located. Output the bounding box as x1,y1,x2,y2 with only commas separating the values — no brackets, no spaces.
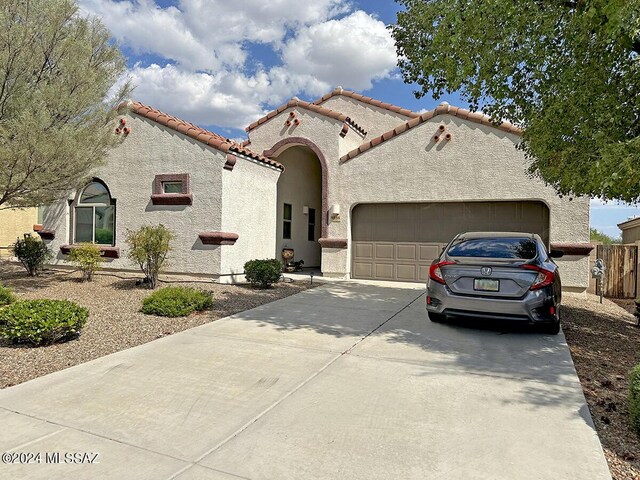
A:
0,0,130,209
392,0,640,202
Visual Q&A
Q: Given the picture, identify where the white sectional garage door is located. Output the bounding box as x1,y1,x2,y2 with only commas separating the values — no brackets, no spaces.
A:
351,201,550,282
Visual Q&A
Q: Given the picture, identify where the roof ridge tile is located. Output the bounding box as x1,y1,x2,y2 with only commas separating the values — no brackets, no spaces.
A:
312,88,420,118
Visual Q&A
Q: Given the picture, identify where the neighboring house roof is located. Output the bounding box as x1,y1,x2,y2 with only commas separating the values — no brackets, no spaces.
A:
313,87,419,119
340,102,523,163
618,216,640,230
125,101,283,170
245,97,367,135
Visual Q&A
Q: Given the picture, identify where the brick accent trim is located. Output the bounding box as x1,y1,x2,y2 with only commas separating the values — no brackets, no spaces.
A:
318,237,348,249
549,242,594,256
263,137,329,238
33,225,55,240
199,232,239,245
224,154,237,171
61,244,120,258
151,194,193,205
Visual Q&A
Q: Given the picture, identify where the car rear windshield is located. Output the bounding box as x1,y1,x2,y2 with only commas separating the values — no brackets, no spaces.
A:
447,237,537,259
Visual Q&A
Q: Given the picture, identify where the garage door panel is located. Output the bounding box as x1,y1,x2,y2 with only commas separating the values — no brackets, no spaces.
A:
396,264,417,282
419,244,441,261
374,263,394,280
354,242,373,260
396,244,417,261
352,201,550,282
375,243,394,260
353,262,373,278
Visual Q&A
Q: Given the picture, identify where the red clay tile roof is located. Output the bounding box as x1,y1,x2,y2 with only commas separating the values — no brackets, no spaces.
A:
124,101,283,170
340,102,523,163
245,98,366,135
313,87,420,119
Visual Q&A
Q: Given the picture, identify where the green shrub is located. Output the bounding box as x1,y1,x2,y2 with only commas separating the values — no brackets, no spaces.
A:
95,228,114,245
0,285,16,307
68,243,104,281
0,300,89,346
629,364,640,437
11,236,52,276
125,224,175,289
244,259,282,288
141,286,213,317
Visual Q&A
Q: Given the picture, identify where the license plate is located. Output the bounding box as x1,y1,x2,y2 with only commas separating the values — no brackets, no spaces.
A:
474,278,499,292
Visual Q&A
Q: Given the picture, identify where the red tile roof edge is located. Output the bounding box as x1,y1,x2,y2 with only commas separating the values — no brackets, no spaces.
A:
339,103,522,163
244,98,367,135
313,87,420,119
121,101,283,171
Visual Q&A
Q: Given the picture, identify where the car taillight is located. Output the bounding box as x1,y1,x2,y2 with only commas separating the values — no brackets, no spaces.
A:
429,261,455,284
522,264,555,290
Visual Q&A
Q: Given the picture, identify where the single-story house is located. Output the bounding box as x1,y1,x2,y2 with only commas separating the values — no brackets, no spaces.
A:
39,88,592,290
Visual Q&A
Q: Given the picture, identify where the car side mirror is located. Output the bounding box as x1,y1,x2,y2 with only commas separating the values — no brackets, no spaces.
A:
549,249,564,258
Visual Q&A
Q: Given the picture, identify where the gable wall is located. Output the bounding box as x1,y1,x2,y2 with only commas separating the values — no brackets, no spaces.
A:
42,113,227,275
324,115,590,289
319,96,413,138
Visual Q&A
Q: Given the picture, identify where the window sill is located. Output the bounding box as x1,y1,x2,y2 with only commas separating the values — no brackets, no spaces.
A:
151,193,193,206
33,224,55,240
199,232,239,245
61,244,120,258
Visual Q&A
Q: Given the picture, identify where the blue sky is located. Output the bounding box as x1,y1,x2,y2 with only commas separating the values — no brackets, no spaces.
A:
78,0,637,236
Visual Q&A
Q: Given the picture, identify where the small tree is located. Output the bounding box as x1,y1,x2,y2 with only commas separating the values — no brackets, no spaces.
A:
68,243,104,281
10,236,52,276
125,225,175,289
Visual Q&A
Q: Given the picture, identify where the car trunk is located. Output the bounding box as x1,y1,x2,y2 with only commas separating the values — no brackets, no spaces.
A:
441,258,539,298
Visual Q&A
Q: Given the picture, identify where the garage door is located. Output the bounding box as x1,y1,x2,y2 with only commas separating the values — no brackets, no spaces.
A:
351,201,550,282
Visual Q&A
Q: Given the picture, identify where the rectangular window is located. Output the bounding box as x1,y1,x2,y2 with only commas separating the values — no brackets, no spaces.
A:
307,208,316,241
283,203,292,239
162,181,183,194
74,207,93,243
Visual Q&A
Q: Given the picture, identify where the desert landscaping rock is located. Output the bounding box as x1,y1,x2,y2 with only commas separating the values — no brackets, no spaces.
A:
0,262,312,389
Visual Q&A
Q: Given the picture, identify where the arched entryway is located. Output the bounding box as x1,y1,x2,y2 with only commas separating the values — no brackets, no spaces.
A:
264,139,326,268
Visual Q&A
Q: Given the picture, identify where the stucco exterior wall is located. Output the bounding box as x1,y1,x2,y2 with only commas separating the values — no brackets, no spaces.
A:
0,208,37,257
319,96,412,138
219,155,280,282
331,115,590,289
43,113,227,275
274,147,322,267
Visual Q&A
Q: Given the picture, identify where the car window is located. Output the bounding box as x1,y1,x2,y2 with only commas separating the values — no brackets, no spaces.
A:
447,237,538,259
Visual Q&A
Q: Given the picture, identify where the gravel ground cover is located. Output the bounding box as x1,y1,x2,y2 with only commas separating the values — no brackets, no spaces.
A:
0,262,313,389
562,294,640,480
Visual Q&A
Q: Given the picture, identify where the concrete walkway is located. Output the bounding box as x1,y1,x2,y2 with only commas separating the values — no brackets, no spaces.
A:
0,282,611,479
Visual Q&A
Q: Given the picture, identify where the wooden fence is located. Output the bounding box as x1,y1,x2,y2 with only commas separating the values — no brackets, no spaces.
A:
595,244,638,299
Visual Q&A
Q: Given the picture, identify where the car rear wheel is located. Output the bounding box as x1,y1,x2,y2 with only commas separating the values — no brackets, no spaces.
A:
428,312,446,323
542,321,560,335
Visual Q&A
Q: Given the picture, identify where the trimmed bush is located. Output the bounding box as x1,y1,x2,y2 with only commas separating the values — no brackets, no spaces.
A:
141,287,213,317
244,259,282,288
0,285,16,307
68,243,104,281
125,224,175,289
11,236,52,276
629,364,640,437
0,300,89,346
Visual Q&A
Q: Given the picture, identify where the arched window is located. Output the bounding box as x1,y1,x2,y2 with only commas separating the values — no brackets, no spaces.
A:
73,180,115,245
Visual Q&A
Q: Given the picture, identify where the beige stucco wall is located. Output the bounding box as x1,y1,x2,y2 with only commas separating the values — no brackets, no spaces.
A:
621,224,640,244
219,153,281,282
0,208,37,257
42,112,279,277
274,146,322,267
318,96,412,138
333,115,590,289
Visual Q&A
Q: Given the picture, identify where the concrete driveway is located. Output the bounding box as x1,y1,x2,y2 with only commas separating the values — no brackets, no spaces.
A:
0,282,611,479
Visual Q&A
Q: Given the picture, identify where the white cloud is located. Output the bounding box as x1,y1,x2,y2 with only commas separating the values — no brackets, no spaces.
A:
282,11,397,91
79,1,399,129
